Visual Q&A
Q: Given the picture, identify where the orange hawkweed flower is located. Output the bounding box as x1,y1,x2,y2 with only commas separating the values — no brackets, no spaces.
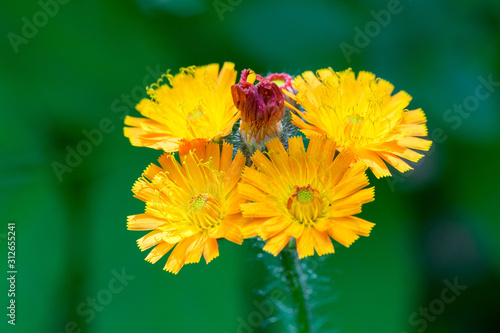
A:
124,62,239,152
127,140,246,274
285,68,432,178
239,136,375,258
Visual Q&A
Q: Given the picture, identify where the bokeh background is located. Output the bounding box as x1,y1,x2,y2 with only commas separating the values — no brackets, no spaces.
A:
2,0,500,332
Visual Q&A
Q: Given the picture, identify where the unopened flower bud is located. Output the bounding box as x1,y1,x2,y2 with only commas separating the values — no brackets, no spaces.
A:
232,69,285,155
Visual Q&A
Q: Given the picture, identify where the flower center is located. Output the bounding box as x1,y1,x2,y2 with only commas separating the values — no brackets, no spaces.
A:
270,79,286,87
190,194,209,211
188,105,204,119
188,194,223,231
296,186,314,204
287,185,323,225
348,114,364,125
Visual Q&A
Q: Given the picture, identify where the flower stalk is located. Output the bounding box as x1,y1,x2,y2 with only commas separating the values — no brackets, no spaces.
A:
280,240,314,333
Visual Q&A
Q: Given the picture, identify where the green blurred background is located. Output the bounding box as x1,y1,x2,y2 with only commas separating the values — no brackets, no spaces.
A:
1,0,499,332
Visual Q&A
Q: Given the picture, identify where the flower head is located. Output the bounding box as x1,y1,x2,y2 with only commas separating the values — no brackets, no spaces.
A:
232,69,285,153
127,140,246,274
124,62,239,152
286,68,432,178
239,136,375,258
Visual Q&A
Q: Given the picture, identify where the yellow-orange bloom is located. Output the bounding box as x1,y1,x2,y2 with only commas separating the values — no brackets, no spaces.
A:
124,62,239,152
127,140,246,274
285,68,432,178
239,136,375,258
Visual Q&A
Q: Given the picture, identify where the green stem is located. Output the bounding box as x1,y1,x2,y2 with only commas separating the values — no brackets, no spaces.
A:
280,241,313,333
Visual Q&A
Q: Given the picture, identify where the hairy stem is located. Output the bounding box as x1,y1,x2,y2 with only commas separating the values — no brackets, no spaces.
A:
280,241,313,333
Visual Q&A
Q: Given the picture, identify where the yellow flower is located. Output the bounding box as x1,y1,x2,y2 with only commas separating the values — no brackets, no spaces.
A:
127,140,246,274
239,136,375,258
124,62,239,152
285,68,432,178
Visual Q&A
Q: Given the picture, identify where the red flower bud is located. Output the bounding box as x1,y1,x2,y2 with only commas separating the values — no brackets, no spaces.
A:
232,69,284,127
232,69,285,153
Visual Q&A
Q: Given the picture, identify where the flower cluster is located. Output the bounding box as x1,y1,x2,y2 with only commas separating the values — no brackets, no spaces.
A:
125,62,431,274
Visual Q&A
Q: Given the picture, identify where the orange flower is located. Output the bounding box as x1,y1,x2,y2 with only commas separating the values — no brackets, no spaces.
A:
239,136,375,258
285,68,432,178
127,140,246,274
124,62,239,152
